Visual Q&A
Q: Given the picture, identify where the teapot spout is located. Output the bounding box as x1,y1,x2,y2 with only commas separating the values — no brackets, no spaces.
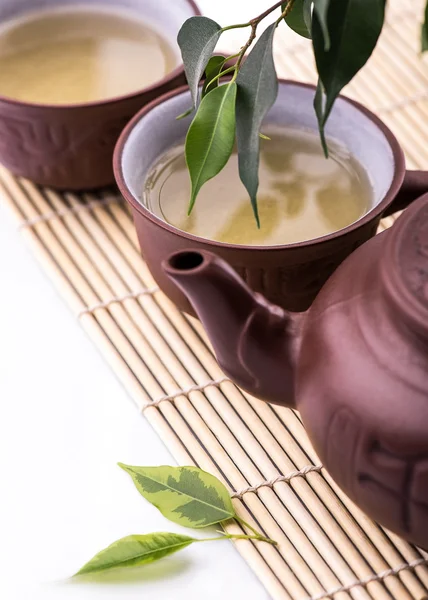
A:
163,250,303,407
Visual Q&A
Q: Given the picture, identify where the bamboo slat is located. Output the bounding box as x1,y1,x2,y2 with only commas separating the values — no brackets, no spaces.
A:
1,2,428,598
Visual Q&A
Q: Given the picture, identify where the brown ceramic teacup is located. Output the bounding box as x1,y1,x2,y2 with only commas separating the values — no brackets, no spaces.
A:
0,0,199,189
114,80,428,314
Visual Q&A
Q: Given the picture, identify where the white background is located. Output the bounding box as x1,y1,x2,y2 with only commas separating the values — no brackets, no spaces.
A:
0,1,275,599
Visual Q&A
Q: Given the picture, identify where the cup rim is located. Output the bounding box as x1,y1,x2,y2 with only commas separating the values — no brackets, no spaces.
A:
114,79,406,252
0,0,200,111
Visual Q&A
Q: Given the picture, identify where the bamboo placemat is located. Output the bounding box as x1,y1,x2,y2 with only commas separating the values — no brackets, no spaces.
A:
1,1,428,598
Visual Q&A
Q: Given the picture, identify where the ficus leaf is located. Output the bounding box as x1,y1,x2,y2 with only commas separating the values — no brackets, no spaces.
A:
75,533,195,576
314,79,328,157
236,23,278,226
119,464,236,528
312,0,385,128
177,16,222,109
422,0,428,51
283,0,312,39
313,0,331,50
185,82,237,214
202,55,226,98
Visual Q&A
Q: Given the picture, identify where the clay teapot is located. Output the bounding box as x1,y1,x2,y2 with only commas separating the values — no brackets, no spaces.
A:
163,194,428,549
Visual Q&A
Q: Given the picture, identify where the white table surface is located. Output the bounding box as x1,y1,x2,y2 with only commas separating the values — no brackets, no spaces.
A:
0,2,277,598
0,196,271,600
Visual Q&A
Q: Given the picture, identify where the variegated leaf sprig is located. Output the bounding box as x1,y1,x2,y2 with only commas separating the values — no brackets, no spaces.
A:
74,465,276,577
178,0,428,225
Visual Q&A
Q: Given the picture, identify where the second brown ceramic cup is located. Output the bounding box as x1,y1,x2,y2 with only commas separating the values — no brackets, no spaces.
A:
114,80,428,314
0,0,199,189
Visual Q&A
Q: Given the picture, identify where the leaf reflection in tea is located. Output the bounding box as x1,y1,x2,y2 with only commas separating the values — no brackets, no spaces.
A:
143,126,373,246
0,7,178,105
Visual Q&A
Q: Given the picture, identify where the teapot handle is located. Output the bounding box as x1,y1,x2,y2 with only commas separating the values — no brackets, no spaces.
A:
383,170,428,217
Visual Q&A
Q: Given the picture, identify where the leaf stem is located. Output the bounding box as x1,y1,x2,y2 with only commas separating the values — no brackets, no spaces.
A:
221,533,277,545
195,533,277,546
205,65,237,91
221,22,251,32
223,52,241,63
235,516,269,539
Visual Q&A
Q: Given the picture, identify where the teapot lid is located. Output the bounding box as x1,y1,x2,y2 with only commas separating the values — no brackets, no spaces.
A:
382,193,428,335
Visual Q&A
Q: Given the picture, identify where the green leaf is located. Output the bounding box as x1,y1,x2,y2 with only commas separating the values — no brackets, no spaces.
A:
313,0,331,50
75,532,195,576
312,0,385,126
178,16,222,109
422,0,428,51
185,82,237,213
236,23,278,226
202,55,226,98
283,0,313,39
314,79,328,157
119,464,236,528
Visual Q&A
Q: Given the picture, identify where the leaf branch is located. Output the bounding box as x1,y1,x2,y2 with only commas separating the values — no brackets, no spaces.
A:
236,1,289,70
250,0,291,26
220,0,286,34
225,0,295,74
276,0,297,26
